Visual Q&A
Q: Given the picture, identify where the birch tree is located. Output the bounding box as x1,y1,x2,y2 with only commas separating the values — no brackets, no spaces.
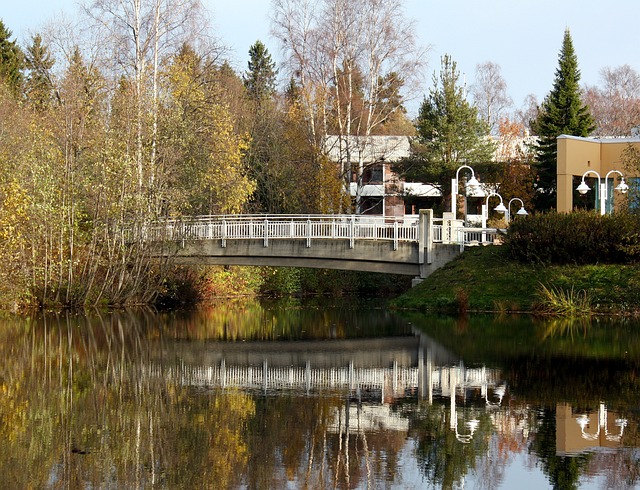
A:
583,65,640,137
272,0,424,212
83,0,206,207
470,61,512,135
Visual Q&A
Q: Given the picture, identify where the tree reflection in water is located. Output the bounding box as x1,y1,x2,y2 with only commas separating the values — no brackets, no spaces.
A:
0,300,638,489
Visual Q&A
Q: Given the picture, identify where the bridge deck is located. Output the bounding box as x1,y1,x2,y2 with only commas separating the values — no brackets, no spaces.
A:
144,213,503,279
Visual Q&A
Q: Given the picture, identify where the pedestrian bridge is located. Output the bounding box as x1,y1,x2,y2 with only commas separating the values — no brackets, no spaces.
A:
145,210,502,280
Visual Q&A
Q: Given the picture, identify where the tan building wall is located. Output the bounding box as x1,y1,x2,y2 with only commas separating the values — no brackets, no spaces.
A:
557,135,640,212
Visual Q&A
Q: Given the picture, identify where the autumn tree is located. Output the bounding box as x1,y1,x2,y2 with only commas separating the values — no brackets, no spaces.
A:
158,44,255,215
0,86,34,306
531,29,594,211
583,64,640,137
493,118,536,212
84,0,207,205
395,55,495,209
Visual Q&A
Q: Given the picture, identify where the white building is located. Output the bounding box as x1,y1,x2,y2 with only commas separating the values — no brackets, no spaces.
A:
324,135,441,216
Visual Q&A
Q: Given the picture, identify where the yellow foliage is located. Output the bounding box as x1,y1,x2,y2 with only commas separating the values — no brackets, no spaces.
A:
0,180,31,244
0,381,28,443
163,47,256,215
205,390,255,488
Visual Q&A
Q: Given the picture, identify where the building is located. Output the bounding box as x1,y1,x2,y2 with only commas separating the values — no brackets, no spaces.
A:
557,135,640,213
324,135,441,217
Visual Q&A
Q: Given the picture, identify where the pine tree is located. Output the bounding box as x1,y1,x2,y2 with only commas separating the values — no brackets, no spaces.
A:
24,34,56,110
0,20,24,96
398,55,495,190
531,29,595,211
243,40,277,104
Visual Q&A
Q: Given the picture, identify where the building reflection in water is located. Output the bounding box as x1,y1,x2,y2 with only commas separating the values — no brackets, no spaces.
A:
557,402,628,455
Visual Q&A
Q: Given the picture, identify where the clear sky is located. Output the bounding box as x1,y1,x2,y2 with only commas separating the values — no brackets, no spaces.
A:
3,0,639,117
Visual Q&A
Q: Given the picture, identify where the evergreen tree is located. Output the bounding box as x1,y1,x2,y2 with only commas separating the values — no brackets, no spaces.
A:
243,40,277,104
24,34,56,110
396,55,495,194
0,20,24,96
531,29,595,211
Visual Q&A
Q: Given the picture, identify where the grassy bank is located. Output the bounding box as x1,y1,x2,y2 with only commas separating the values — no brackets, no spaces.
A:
391,245,640,315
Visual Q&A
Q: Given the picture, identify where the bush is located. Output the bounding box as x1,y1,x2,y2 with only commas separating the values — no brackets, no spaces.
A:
505,211,640,265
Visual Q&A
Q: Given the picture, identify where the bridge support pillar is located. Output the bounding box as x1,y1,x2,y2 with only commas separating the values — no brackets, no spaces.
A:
413,209,434,286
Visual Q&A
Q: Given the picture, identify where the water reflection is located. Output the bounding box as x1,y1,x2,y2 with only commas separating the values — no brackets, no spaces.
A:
0,301,639,489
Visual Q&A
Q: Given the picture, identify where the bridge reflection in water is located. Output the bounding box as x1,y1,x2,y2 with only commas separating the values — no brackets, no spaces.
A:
153,332,505,436
156,332,501,402
152,331,630,455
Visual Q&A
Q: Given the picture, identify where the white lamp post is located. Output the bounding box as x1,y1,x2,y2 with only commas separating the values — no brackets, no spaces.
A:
481,192,506,242
576,170,628,215
507,198,528,223
451,165,485,221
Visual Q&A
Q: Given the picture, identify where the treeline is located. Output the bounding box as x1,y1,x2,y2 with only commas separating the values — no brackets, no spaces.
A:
0,0,426,309
3,1,639,309
0,18,573,309
0,23,345,309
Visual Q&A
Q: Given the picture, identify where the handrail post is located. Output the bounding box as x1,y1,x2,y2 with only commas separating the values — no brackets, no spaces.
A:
349,216,355,249
393,220,398,250
221,219,227,248
306,219,311,248
418,209,433,265
263,218,269,247
418,209,433,279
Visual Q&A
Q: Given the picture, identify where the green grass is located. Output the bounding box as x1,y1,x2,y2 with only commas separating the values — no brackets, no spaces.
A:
391,245,640,316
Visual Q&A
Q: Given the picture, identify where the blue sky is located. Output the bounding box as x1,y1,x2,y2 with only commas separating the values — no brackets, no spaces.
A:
3,0,639,117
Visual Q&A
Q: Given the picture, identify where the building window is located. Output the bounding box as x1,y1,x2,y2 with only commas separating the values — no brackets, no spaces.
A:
360,197,384,215
628,177,640,211
362,163,383,184
573,175,599,211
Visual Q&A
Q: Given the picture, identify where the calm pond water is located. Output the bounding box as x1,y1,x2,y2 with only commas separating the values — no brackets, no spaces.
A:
1,298,639,489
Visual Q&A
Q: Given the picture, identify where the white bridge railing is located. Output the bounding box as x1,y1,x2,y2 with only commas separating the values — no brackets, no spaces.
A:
141,214,503,248
145,214,420,249
148,361,501,403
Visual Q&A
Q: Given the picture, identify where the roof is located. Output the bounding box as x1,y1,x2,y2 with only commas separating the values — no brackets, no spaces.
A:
324,135,410,163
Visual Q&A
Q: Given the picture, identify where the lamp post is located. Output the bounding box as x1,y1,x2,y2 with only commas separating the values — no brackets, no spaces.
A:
576,170,628,215
451,165,485,222
481,192,506,243
482,192,507,228
507,198,528,223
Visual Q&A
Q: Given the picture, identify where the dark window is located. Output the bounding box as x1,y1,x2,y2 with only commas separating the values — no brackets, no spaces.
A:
362,163,383,184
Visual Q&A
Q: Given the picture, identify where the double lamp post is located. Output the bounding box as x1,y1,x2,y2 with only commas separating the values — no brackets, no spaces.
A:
576,170,628,215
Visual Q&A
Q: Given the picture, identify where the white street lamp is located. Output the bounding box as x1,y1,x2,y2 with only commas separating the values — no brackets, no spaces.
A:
451,164,485,221
481,192,506,232
576,169,628,215
507,197,528,223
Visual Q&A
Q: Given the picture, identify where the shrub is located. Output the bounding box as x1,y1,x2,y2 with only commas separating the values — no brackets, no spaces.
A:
505,211,640,265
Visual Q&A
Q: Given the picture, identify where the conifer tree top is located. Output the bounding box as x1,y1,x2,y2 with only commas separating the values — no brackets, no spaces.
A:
531,29,595,211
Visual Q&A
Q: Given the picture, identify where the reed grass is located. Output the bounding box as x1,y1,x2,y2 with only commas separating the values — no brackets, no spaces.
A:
533,283,592,317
